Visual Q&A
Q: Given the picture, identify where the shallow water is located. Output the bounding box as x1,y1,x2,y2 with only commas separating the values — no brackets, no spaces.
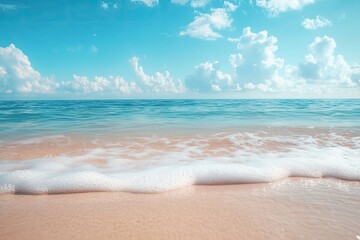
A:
1,99,359,140
0,99,359,194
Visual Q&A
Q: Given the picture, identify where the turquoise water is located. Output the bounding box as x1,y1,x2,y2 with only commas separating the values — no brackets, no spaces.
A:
1,99,360,141
0,99,360,194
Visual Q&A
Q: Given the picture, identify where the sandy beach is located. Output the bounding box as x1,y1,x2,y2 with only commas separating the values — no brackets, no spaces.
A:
1,178,359,240
1,0,360,235
1,100,360,239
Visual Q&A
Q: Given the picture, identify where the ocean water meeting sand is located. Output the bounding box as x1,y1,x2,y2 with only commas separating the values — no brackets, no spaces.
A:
0,100,359,239
1,0,360,238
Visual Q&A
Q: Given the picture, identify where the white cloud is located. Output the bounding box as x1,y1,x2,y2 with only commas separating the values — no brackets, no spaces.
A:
184,27,341,94
244,81,273,92
229,27,284,91
228,29,359,94
2,33,359,98
299,36,358,87
0,44,142,95
0,44,184,96
302,16,331,30
0,44,55,94
229,53,243,68
0,66,7,77
227,29,360,95
351,64,360,85
129,57,184,93
131,0,159,7
0,4,17,11
256,0,315,17
179,3,237,40
59,75,140,94
59,57,185,95
185,61,239,92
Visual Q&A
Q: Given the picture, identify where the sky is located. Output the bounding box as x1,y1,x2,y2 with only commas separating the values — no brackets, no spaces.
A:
0,0,359,99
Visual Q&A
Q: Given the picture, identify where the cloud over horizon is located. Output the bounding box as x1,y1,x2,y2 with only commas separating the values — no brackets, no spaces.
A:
129,57,185,93
185,61,238,92
299,36,359,87
0,44,52,94
229,27,284,92
1,31,359,98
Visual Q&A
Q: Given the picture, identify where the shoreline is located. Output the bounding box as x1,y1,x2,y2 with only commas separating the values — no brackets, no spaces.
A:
1,178,359,240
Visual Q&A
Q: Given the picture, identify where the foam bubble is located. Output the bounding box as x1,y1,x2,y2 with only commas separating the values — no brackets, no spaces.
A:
0,131,359,194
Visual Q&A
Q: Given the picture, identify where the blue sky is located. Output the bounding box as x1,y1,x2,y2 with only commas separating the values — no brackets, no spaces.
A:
0,0,359,99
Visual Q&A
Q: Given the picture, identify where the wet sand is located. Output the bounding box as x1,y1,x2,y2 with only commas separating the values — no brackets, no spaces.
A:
1,178,360,240
1,127,359,161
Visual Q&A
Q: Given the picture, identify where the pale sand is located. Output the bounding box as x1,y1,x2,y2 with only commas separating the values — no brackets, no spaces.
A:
1,178,360,240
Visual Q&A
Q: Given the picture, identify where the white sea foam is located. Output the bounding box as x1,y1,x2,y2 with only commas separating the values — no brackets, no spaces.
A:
0,131,359,194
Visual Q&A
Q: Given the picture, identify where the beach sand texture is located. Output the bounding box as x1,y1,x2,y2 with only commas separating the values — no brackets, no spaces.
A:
1,178,360,240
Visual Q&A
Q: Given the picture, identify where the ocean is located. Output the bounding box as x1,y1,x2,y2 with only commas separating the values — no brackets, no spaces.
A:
0,99,359,193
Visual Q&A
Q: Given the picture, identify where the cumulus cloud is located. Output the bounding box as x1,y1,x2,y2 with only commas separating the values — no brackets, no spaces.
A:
228,53,243,68
229,27,284,91
171,0,211,8
299,36,358,87
0,43,187,96
256,0,315,17
185,27,337,94
227,28,359,94
302,16,331,30
185,61,238,92
59,75,140,94
2,33,359,97
179,2,237,40
0,66,6,77
0,44,55,94
0,44,140,95
129,57,184,93
131,0,159,7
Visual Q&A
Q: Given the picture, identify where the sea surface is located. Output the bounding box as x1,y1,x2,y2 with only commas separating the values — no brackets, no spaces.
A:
0,99,359,193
